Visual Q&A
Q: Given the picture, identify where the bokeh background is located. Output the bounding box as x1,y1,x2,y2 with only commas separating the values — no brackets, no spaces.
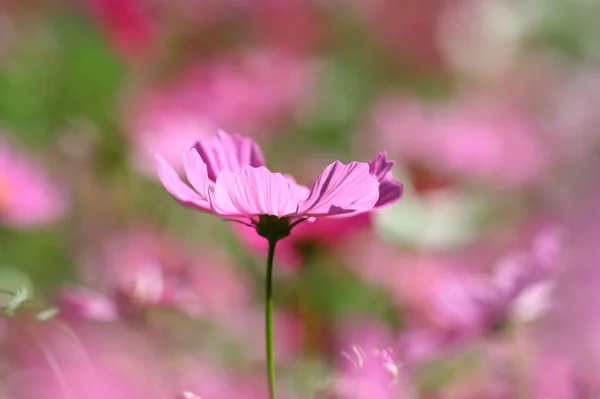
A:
0,0,600,398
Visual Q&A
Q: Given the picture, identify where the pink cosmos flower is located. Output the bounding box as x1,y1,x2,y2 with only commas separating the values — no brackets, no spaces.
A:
157,131,402,239
6,319,165,399
75,229,263,332
0,135,68,228
332,320,411,399
58,286,119,322
369,95,550,189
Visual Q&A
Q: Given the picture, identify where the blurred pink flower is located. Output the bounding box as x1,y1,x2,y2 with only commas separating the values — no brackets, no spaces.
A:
347,225,561,339
58,287,119,322
129,50,314,175
78,229,185,311
76,229,261,331
332,320,411,399
529,352,579,399
6,320,166,399
72,229,303,360
157,131,402,237
396,328,468,366
168,253,255,329
542,185,600,376
82,0,156,60
0,135,68,228
370,95,550,189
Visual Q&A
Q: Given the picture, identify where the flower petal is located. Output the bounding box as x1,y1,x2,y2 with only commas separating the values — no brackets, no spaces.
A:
183,149,210,198
374,179,404,209
156,154,210,211
368,152,394,181
193,130,266,181
298,161,380,217
212,166,300,217
368,152,404,208
283,174,311,201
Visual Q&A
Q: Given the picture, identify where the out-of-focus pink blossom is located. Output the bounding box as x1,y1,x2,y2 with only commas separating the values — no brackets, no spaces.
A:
542,185,600,374
345,241,491,334
168,253,254,329
397,328,467,366
157,131,402,232
0,135,68,229
370,95,551,189
347,224,561,340
78,229,185,310
72,229,303,360
332,321,411,399
76,229,263,332
81,0,156,60
6,320,166,399
129,51,315,175
529,351,579,399
58,287,119,322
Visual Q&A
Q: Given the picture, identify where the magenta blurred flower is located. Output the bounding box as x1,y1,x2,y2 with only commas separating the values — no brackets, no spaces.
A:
78,230,185,310
174,392,202,399
129,50,314,175
541,186,600,374
335,346,405,399
58,287,119,322
76,229,261,329
370,95,550,189
82,0,156,60
6,320,165,399
0,136,68,228
333,321,411,399
157,131,402,239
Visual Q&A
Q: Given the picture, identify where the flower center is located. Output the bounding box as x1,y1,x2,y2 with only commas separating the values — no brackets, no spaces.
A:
256,215,293,241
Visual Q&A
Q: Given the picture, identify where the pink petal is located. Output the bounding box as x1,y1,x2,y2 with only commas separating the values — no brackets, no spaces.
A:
374,179,403,208
183,149,210,198
193,130,266,181
212,166,300,217
368,152,404,209
283,174,311,201
156,155,210,211
298,161,380,217
368,152,394,181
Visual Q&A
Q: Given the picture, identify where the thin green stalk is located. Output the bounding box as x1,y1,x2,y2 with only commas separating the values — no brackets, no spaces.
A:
265,239,278,399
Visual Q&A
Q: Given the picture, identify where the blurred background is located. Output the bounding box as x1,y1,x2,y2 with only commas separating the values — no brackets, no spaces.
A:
0,0,599,398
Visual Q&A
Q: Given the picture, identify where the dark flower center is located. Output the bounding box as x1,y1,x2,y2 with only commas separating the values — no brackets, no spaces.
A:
256,215,293,241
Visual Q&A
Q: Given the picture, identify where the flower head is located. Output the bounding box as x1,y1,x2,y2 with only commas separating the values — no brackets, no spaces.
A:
0,135,68,229
157,131,402,240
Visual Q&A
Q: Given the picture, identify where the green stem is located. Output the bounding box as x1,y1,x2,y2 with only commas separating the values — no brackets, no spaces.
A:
265,239,278,399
